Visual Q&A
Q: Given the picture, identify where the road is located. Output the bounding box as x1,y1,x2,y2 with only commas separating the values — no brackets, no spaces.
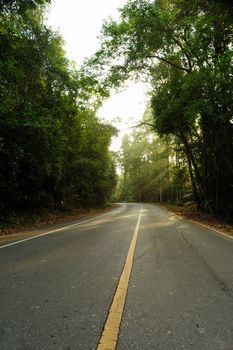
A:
0,203,233,350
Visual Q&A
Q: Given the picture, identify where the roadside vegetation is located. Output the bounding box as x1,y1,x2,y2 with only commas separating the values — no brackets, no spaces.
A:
1,0,233,232
0,0,117,229
85,0,233,222
112,123,233,233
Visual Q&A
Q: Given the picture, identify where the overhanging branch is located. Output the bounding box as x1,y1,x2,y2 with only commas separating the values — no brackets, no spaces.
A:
148,55,191,73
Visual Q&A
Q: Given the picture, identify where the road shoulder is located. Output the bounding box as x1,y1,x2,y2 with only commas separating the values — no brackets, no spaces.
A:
154,203,233,239
0,204,119,245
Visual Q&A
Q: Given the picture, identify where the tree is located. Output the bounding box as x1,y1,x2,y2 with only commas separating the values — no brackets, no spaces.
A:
116,123,190,205
86,0,233,219
0,1,117,220
0,0,50,15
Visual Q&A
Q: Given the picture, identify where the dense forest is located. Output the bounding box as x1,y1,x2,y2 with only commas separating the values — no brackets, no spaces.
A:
1,0,233,225
115,121,190,205
0,0,117,223
85,0,233,221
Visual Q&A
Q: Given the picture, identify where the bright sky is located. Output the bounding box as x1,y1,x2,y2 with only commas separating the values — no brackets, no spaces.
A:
46,0,148,150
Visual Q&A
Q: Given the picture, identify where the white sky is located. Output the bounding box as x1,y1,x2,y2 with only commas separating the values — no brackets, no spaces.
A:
46,0,148,150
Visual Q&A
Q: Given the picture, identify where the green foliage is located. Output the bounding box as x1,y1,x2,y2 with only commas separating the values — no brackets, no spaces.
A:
116,125,190,204
87,0,233,219
0,2,117,219
0,0,50,16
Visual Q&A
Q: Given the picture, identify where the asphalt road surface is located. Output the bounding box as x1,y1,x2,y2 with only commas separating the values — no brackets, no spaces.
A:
0,203,233,350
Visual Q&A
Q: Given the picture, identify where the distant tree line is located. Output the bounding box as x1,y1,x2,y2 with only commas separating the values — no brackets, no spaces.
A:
85,0,233,220
0,0,117,220
114,122,190,206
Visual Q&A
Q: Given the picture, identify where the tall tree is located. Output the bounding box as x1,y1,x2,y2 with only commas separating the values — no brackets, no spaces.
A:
117,124,190,204
86,0,233,219
0,1,117,219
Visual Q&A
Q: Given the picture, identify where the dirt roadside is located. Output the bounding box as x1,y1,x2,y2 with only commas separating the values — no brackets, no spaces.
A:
156,203,233,238
0,204,118,242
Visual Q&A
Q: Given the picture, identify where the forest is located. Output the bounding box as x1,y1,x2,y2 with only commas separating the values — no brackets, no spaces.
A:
0,0,117,224
115,123,189,205
85,0,233,221
0,0,233,225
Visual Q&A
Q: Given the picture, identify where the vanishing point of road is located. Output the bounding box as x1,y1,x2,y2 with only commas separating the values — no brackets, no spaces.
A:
0,203,233,350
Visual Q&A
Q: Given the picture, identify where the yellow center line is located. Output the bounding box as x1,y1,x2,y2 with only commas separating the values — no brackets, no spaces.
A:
97,207,143,350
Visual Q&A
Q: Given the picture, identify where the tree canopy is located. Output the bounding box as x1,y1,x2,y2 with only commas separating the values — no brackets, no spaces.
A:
86,0,233,219
0,1,117,221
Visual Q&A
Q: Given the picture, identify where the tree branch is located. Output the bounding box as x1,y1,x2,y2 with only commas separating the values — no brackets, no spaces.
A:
148,54,191,73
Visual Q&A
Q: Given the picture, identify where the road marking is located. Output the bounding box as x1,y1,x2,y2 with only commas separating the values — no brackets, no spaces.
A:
188,219,233,240
155,205,233,241
168,211,233,241
97,207,142,350
0,206,124,250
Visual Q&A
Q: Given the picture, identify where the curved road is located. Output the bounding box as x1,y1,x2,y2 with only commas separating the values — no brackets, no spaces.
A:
0,203,233,349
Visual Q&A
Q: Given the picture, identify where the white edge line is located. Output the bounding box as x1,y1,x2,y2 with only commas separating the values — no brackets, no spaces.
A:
188,219,233,240
159,206,233,241
0,206,124,250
